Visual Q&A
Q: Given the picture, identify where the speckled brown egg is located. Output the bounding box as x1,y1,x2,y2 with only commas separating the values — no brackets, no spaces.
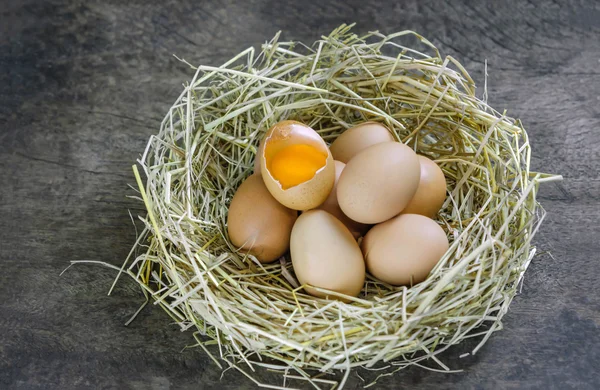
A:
227,174,298,263
337,142,421,224
402,156,447,218
361,213,449,286
329,122,395,163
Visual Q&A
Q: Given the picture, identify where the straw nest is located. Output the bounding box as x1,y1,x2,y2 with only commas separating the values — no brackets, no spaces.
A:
122,25,558,388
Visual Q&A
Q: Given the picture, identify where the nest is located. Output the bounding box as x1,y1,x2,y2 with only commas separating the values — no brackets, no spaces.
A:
122,25,558,388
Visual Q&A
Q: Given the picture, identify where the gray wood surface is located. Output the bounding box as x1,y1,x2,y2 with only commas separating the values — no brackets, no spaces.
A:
1,0,599,389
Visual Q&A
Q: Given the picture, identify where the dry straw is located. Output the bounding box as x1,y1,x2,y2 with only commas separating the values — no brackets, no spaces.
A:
116,25,560,388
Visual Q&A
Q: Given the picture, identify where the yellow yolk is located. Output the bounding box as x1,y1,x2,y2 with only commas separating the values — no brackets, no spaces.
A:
268,144,327,189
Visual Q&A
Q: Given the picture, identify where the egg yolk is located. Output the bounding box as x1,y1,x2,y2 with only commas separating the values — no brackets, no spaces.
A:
267,144,326,189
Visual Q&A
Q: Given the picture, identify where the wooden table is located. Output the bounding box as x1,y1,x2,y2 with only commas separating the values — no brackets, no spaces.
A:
2,0,599,388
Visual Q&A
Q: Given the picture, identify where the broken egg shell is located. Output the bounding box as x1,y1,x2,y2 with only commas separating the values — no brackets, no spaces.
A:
260,120,335,211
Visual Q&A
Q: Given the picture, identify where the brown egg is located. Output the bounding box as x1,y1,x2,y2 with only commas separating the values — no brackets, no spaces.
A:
402,156,447,218
337,142,421,224
290,210,365,301
260,120,335,210
314,160,370,239
329,122,395,163
227,174,298,263
361,214,449,286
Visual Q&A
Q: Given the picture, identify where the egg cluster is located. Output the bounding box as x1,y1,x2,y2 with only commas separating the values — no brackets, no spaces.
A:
227,120,449,300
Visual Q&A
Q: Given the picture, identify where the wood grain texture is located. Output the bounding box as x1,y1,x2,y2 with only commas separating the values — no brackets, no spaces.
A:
1,0,599,388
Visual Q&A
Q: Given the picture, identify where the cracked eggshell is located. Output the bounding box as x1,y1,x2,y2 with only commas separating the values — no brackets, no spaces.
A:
260,120,335,211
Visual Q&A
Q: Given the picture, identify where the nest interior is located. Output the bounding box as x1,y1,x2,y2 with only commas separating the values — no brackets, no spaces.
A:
122,25,554,388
